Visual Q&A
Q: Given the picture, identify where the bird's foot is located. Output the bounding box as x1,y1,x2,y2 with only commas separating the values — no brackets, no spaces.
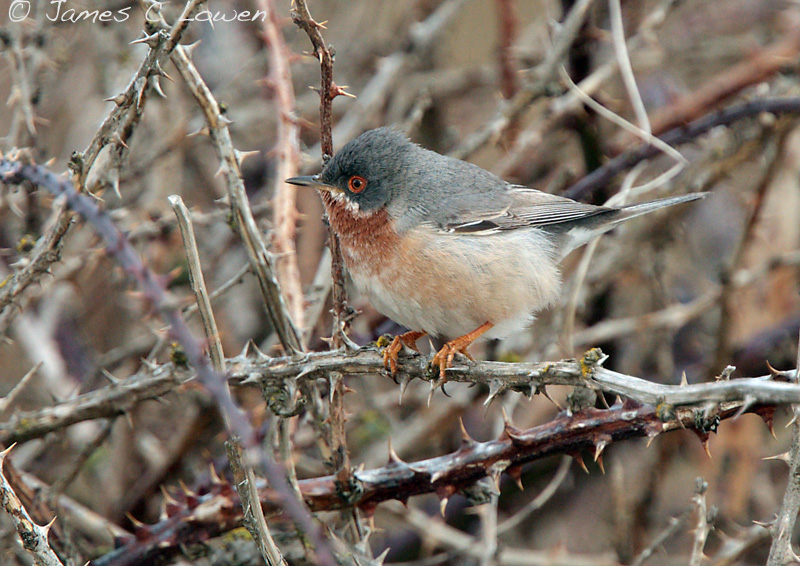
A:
382,330,426,375
430,322,494,380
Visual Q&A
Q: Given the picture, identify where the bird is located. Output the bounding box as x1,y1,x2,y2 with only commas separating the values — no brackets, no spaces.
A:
287,127,704,378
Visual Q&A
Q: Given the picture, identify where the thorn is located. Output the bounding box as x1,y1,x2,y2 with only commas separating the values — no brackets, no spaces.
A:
398,375,411,405
129,31,160,47
42,516,57,535
763,451,792,465
126,513,146,529
501,406,513,428
507,465,524,491
186,125,210,138
110,132,129,150
208,462,222,485
387,439,403,465
594,440,607,462
134,76,147,109
753,519,773,529
458,418,475,446
251,341,269,360
150,75,167,99
100,369,121,384
330,83,357,99
153,61,174,82
569,451,589,474
214,161,229,178
235,149,260,167
490,470,502,492
427,380,436,407
183,40,202,58
595,452,605,474
755,406,777,439
733,395,757,420
0,442,17,468
178,479,197,497
680,371,689,386
430,469,448,484
237,340,252,359
537,384,562,409
484,379,505,407
439,497,449,517
104,93,127,106
160,485,179,506
766,360,782,377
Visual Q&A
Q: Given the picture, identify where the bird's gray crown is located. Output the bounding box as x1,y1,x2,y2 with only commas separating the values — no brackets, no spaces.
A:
318,127,416,214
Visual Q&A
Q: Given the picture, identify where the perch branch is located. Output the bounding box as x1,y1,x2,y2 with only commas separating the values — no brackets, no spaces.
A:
90,394,775,566
4,343,800,447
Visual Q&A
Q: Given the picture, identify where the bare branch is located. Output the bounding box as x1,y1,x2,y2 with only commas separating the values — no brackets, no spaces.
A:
169,194,226,372
0,446,63,566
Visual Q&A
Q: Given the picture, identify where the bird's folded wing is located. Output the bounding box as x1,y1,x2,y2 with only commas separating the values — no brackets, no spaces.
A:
437,187,612,234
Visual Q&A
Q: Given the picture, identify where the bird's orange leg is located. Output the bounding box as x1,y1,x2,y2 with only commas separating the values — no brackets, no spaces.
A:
431,321,494,379
383,330,427,375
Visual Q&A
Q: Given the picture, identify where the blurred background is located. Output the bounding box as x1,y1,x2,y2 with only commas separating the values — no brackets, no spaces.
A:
1,0,800,564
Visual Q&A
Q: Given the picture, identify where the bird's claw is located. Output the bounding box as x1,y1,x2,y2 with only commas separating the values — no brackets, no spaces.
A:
382,336,404,376
430,342,470,380
381,330,425,376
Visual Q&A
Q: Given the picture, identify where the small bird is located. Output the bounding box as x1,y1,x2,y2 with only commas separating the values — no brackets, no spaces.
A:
287,127,704,378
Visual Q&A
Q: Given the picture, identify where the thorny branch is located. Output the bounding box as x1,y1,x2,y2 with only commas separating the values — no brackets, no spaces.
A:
564,97,800,201
261,0,305,331
767,331,800,565
0,446,63,566
89,393,777,566
169,40,303,355
3,1,800,564
0,156,336,566
2,344,798,447
451,0,595,161
291,0,351,350
291,1,355,515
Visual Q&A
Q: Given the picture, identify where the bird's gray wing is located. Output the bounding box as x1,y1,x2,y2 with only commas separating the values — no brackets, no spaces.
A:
437,187,614,234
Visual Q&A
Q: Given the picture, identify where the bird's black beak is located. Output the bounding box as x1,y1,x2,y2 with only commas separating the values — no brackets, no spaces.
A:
285,175,341,193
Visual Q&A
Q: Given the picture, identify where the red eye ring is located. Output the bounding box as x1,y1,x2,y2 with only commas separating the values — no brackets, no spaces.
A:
348,175,367,193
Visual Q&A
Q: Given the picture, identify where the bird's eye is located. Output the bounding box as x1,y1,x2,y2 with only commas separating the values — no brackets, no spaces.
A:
348,175,367,193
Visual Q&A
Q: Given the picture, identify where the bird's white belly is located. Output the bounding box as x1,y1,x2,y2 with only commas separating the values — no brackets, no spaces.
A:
347,227,562,339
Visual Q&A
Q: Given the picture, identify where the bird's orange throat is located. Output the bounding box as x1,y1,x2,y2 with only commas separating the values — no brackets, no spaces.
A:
319,191,398,275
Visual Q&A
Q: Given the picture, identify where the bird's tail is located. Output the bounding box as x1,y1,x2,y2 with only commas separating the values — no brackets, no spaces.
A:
561,192,707,259
617,193,707,221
